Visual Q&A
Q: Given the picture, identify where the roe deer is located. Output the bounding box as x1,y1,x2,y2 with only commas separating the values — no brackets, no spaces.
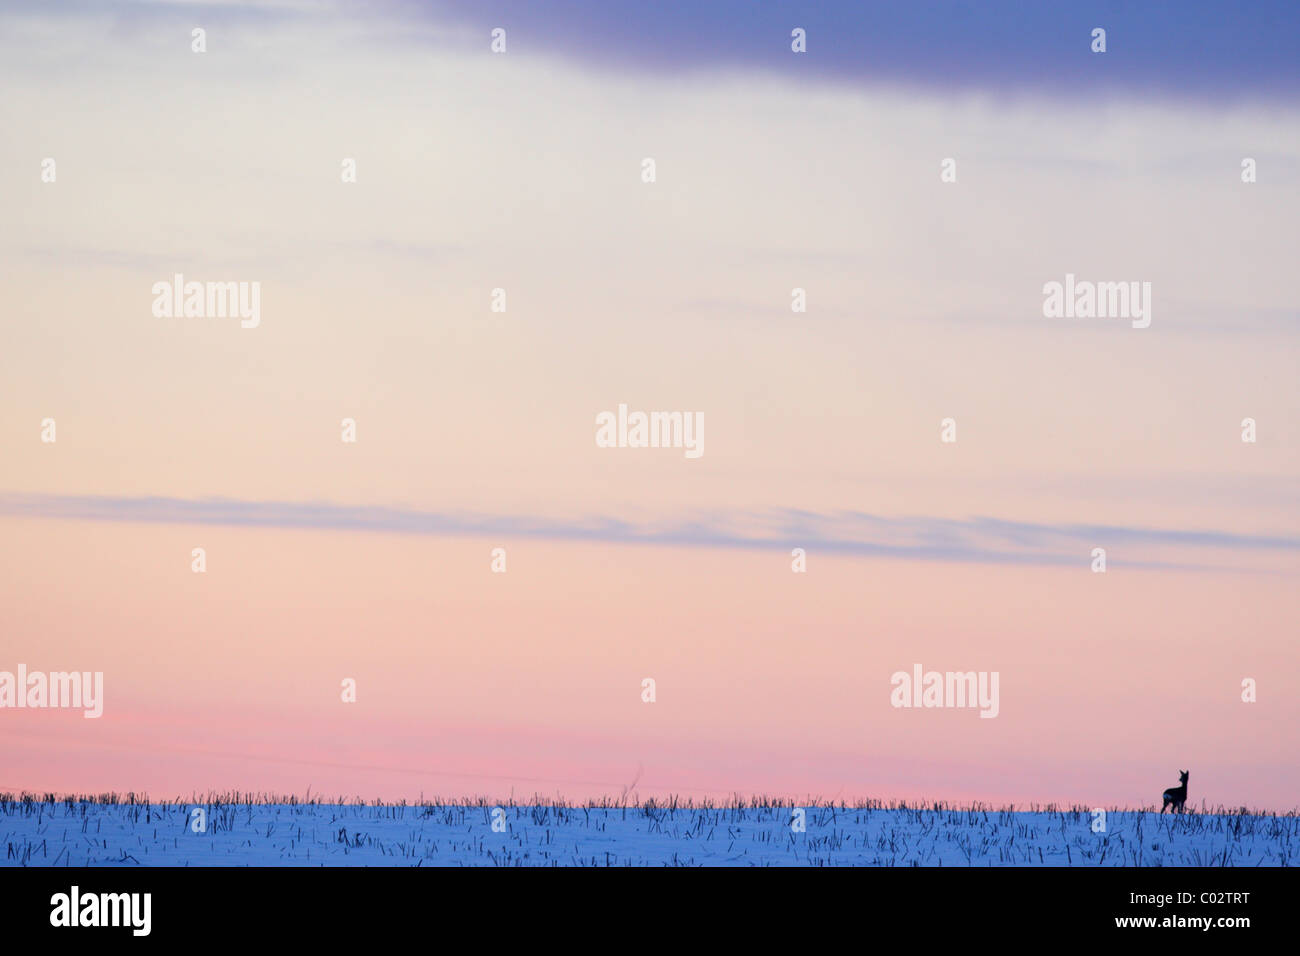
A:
1161,770,1189,813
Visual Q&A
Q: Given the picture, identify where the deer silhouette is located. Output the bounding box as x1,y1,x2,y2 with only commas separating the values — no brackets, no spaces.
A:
1160,770,1189,813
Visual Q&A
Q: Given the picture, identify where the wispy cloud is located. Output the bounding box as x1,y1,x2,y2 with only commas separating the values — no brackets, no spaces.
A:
2,492,1294,571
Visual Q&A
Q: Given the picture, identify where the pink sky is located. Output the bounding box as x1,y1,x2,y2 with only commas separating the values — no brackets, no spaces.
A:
1,3,1297,810
2,515,1296,808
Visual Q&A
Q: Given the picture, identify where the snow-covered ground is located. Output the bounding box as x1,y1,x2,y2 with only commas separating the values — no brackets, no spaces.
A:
3,799,1294,866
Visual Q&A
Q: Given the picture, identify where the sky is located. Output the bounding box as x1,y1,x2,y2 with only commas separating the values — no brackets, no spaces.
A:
1,0,1297,810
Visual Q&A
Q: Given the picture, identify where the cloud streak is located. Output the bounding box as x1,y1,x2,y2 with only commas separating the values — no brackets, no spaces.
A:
2,493,1294,571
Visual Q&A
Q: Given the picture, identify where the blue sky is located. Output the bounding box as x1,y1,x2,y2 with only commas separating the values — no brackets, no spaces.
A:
422,0,1300,101
9,0,1296,100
